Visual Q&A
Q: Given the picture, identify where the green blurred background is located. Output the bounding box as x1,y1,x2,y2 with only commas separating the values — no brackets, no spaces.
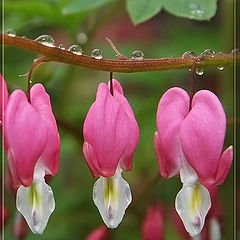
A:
2,0,235,239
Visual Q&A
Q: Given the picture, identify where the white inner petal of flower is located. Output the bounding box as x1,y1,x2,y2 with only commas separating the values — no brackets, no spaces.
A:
175,163,211,237
93,168,132,228
16,163,55,234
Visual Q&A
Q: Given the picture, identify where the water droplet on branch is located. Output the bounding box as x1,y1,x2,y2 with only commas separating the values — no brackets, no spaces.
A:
6,29,16,37
231,48,240,54
201,49,215,57
68,45,83,55
196,68,204,76
58,44,65,50
34,35,55,47
182,51,197,59
91,49,103,59
131,50,144,60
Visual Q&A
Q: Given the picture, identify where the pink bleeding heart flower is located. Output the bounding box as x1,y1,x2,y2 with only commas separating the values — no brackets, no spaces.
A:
5,83,60,187
4,83,60,234
85,226,109,240
154,87,232,237
142,204,164,240
83,79,139,178
0,73,8,128
154,87,232,184
83,79,139,229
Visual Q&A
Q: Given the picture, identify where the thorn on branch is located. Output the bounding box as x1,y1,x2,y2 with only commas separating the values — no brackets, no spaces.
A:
105,37,128,60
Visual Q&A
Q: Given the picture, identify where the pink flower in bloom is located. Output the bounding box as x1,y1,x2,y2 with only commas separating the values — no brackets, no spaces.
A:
154,87,232,237
4,83,60,234
85,226,109,240
142,204,164,240
0,74,8,128
83,79,139,228
83,79,139,178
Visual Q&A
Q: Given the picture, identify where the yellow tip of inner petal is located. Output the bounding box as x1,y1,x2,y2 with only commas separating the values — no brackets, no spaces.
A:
190,184,202,214
28,183,41,207
104,178,117,204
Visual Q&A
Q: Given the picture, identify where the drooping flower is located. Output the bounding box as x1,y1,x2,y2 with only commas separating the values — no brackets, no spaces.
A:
142,204,164,240
4,83,60,234
0,73,8,129
154,87,232,237
83,79,139,228
85,225,109,240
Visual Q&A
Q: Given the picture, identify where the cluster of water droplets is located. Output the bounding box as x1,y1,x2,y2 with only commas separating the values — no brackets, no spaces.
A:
5,31,147,61
181,48,238,75
5,30,239,72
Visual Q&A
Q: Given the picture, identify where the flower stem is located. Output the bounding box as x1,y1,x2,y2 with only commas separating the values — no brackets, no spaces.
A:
109,72,114,96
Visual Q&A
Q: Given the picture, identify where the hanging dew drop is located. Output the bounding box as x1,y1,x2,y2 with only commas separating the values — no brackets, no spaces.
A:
91,49,103,59
182,51,197,59
68,45,83,55
34,35,55,47
131,50,144,60
217,66,224,71
196,68,204,76
6,29,16,37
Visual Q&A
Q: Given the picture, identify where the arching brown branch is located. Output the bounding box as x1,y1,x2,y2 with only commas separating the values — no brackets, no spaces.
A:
1,34,238,73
